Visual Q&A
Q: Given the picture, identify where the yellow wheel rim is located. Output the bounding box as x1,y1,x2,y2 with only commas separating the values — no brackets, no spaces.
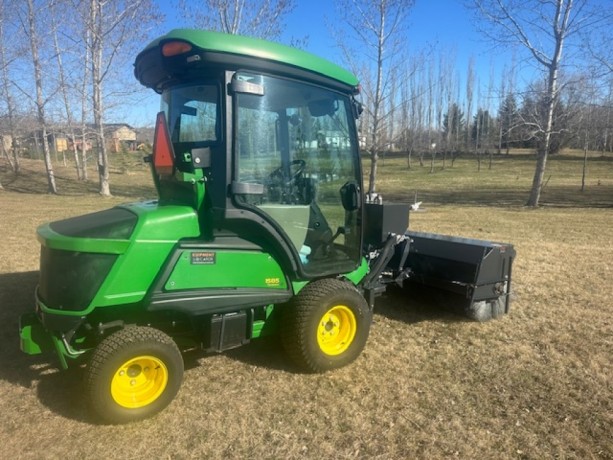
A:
111,355,168,408
317,305,357,356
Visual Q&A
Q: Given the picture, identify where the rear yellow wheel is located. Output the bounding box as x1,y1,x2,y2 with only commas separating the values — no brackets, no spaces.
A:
111,355,169,408
85,327,183,424
317,305,357,356
281,278,371,372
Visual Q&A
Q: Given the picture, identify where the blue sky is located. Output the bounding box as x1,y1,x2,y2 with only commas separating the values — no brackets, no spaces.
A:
129,0,527,125
163,0,516,75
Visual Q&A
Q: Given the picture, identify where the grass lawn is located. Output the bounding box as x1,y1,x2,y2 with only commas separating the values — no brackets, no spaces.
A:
0,151,611,459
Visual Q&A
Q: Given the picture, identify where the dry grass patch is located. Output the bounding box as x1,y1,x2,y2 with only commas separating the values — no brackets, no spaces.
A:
0,154,611,459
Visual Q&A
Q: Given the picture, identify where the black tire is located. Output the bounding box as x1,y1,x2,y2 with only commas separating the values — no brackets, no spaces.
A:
84,326,184,424
281,278,372,373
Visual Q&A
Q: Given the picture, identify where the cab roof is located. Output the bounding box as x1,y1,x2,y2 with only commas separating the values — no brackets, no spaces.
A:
135,29,359,92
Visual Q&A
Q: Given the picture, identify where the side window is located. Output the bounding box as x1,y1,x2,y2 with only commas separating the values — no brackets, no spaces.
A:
179,99,218,143
237,106,279,183
162,84,219,145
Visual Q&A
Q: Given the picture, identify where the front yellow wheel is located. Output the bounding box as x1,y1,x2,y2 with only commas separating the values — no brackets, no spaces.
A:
111,356,169,408
85,327,184,424
317,305,357,356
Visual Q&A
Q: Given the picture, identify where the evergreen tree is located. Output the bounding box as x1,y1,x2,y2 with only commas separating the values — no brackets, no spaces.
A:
443,103,465,144
498,93,519,154
472,108,493,149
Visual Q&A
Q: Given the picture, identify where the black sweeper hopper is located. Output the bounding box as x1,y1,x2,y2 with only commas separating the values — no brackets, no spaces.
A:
401,231,515,321
362,203,516,321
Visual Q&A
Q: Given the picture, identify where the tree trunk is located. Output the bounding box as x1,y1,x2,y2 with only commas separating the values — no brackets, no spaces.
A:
27,0,57,194
367,5,386,195
526,0,571,206
51,2,82,180
91,0,111,196
581,129,588,192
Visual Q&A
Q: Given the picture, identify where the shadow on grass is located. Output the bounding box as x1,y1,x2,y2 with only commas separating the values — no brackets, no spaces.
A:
0,271,482,422
0,271,90,422
376,284,475,324
219,285,475,373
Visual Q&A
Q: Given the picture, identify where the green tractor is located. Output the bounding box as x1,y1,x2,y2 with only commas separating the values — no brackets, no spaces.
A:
19,29,515,424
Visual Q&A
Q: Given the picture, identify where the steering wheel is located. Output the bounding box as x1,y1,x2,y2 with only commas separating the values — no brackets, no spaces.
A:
268,159,306,186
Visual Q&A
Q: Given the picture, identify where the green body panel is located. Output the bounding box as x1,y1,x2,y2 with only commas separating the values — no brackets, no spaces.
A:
19,312,54,355
140,29,359,88
344,257,370,285
36,226,130,253
91,202,200,308
166,250,287,290
257,259,368,340
289,257,368,296
36,201,200,315
251,305,277,339
20,312,72,369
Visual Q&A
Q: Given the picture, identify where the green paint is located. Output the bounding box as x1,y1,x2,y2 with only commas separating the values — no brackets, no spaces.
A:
37,225,130,254
19,313,54,355
166,250,287,290
139,29,359,89
291,280,309,294
251,305,278,338
51,335,69,370
344,257,370,285
35,202,201,315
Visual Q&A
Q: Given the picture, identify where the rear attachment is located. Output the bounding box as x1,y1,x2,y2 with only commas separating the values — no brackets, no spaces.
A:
402,231,515,321
361,203,516,321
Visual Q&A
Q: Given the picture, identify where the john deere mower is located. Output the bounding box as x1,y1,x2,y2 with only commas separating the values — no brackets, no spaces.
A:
19,29,515,424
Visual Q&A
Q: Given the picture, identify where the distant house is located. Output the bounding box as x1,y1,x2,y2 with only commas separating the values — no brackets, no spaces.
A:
17,123,138,156
104,123,137,153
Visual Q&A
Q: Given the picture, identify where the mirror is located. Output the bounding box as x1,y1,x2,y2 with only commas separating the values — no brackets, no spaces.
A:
340,181,361,211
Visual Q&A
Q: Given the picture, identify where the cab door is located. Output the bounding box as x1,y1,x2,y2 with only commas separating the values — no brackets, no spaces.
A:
231,72,362,277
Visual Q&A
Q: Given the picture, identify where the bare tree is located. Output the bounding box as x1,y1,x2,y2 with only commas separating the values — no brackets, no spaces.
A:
177,0,295,40
0,0,22,174
86,0,161,196
23,0,57,193
397,56,426,169
470,0,610,206
50,0,83,179
465,56,475,154
335,0,414,195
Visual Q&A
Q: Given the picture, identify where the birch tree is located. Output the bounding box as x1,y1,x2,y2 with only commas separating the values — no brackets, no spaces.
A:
465,57,475,153
470,0,610,206
334,0,414,195
24,0,57,193
50,0,82,179
0,0,24,175
86,0,160,196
